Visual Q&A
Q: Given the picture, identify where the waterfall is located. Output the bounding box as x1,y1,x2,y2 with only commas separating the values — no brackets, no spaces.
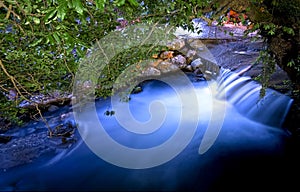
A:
215,68,293,128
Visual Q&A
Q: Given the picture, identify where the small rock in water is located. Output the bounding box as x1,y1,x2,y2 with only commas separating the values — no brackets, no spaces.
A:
60,112,73,120
191,58,203,70
104,110,115,116
48,105,59,112
131,86,143,94
0,136,12,144
48,122,76,138
194,68,204,76
185,65,193,71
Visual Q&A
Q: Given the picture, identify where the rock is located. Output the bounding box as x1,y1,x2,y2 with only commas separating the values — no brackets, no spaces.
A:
186,50,197,62
0,136,12,144
203,70,214,80
48,105,59,112
187,39,205,50
159,51,174,60
185,65,193,71
171,55,187,69
157,61,179,73
131,86,143,94
7,89,17,101
194,68,204,76
140,67,161,77
180,47,189,55
48,122,76,138
167,38,185,50
60,112,72,120
191,58,203,70
149,59,163,67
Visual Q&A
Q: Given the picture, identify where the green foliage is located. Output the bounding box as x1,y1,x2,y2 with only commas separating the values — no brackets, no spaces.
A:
0,0,123,125
287,55,300,73
96,44,168,98
0,95,24,125
253,50,277,97
0,0,211,126
0,0,299,127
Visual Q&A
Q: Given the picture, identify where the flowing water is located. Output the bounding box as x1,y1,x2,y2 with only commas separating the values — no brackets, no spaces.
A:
0,69,296,191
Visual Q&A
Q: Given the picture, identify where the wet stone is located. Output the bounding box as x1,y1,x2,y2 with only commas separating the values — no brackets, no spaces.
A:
0,136,12,144
194,68,204,76
191,58,203,70
131,86,143,94
48,105,60,112
48,122,76,138
0,132,57,169
186,49,197,62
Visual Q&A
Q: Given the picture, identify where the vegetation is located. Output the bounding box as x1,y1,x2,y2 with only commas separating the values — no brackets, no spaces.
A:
0,0,299,129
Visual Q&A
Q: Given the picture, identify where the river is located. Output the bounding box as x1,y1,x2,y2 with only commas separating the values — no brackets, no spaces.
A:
0,20,299,191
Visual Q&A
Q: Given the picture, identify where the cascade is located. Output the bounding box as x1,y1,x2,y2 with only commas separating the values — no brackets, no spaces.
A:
215,68,293,127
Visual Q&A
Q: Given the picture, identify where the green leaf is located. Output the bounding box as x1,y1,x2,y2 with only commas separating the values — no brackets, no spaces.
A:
63,32,73,42
33,17,40,25
264,24,270,30
57,5,67,21
268,30,275,35
44,8,57,23
67,1,73,8
283,27,295,36
115,0,125,6
30,38,43,47
46,35,55,45
53,32,61,44
127,0,139,7
72,0,84,15
95,0,106,11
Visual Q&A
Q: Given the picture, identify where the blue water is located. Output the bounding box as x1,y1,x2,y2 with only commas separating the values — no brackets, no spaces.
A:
0,72,296,191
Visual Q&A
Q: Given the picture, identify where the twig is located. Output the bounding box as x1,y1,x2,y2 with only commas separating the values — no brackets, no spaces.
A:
0,1,21,19
5,4,12,19
0,59,51,131
0,59,24,99
140,21,159,47
96,40,109,63
35,104,52,137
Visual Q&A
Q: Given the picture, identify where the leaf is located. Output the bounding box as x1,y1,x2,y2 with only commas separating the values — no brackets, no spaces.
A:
67,1,73,8
46,34,55,45
95,0,106,11
115,0,125,6
264,24,270,30
30,38,43,47
53,32,61,44
33,17,40,25
44,8,57,23
127,0,139,7
57,5,67,21
72,0,84,15
268,30,275,35
62,32,73,42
